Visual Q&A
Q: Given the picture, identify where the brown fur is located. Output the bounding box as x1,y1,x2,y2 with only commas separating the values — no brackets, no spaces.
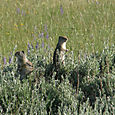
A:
15,51,34,80
53,36,68,81
53,36,68,67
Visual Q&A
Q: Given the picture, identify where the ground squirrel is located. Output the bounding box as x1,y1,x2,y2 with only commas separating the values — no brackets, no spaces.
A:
53,36,68,69
15,51,34,80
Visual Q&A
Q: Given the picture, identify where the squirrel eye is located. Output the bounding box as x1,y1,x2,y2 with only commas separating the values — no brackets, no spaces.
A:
22,51,24,54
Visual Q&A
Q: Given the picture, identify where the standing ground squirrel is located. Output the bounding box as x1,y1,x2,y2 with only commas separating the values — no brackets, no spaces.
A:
53,36,68,69
15,51,34,80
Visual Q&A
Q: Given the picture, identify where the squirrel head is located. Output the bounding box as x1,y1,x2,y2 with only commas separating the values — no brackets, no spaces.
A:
15,51,26,61
58,36,68,44
58,36,68,50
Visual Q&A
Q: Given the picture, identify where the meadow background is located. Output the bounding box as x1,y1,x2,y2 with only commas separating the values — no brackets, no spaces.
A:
0,0,115,61
0,0,115,114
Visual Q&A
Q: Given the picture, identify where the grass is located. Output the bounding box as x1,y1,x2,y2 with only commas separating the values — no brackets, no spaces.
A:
0,0,115,61
0,0,115,114
0,43,115,114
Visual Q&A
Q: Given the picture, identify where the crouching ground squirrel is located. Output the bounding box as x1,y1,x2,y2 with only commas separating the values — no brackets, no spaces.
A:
53,36,68,70
15,51,34,80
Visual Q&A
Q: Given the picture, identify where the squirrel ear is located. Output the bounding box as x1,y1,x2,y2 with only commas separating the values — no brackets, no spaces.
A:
22,51,24,54
15,52,18,56
59,36,61,39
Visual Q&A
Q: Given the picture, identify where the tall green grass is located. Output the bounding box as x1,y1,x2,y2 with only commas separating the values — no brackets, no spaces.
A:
0,0,115,62
0,43,114,114
0,0,115,114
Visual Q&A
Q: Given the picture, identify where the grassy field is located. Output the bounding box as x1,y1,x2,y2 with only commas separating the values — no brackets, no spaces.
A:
0,0,115,62
0,0,115,114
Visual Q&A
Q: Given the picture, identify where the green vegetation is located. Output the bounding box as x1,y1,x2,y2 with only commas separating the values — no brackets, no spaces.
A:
0,0,115,114
0,43,115,114
0,0,115,60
